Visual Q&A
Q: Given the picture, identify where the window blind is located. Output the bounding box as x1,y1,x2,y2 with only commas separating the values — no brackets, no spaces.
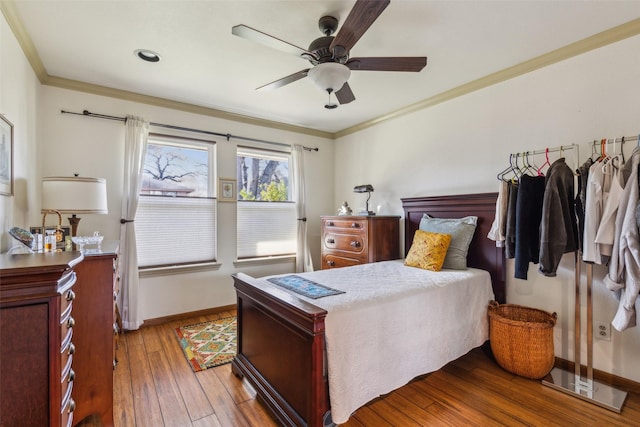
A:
237,201,296,258
136,196,217,267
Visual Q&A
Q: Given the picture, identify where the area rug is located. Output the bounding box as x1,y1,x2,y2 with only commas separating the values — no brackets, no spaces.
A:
174,316,236,372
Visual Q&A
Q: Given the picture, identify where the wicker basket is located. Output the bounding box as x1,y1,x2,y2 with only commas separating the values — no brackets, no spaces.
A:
487,301,557,379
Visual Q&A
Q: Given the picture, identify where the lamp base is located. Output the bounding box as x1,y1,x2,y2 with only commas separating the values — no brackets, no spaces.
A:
358,210,376,216
68,215,81,251
68,215,81,237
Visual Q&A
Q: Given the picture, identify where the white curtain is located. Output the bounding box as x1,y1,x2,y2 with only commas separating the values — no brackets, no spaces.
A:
118,116,149,330
291,144,314,272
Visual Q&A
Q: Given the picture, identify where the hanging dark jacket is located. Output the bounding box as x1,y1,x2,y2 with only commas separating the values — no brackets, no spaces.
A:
539,158,579,276
514,174,546,279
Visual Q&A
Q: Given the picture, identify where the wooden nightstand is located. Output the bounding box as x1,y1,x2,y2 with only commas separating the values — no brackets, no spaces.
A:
321,215,400,269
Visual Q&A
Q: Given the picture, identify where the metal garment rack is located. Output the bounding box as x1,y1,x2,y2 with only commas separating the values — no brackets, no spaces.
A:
541,137,636,413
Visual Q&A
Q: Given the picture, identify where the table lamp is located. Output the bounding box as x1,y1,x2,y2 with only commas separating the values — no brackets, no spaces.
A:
41,175,108,237
354,184,375,216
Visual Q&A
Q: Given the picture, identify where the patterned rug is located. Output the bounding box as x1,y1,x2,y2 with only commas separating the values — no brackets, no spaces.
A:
174,317,237,372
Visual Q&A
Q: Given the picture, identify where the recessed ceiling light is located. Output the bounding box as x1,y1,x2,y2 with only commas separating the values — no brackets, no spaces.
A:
134,49,161,63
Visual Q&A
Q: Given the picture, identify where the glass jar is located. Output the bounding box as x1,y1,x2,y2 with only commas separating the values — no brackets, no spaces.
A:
44,230,55,252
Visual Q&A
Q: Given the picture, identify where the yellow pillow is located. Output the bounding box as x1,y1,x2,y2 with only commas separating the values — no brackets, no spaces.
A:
404,230,452,271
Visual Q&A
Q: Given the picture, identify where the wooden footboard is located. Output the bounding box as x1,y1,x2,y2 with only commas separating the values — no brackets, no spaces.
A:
231,274,330,427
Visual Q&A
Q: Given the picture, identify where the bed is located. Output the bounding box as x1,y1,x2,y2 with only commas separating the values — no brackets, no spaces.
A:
231,193,505,426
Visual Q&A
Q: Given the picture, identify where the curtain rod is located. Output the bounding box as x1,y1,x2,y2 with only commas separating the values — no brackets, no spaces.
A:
60,109,319,152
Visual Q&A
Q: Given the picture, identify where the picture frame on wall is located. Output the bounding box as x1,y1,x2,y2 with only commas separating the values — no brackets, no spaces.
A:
218,177,237,202
0,114,13,196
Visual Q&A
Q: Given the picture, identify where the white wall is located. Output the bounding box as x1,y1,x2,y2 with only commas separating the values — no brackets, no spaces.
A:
335,35,640,382
0,15,41,251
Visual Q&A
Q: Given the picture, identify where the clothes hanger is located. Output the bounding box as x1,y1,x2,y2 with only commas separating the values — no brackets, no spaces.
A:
526,151,539,176
537,147,551,176
496,154,513,181
517,152,530,177
590,140,600,162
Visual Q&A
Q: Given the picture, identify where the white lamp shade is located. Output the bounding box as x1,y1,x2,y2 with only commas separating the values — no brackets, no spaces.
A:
307,62,351,92
42,176,108,214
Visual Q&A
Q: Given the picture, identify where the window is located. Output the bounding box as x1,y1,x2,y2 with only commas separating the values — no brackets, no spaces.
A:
237,146,296,259
136,135,216,268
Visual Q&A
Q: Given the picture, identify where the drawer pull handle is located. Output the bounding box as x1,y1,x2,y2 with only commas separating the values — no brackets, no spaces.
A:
327,238,335,244
66,290,76,301
68,343,75,355
68,369,75,383
68,399,76,414
327,222,334,227
67,317,75,328
327,260,335,266
350,241,361,248
351,223,360,228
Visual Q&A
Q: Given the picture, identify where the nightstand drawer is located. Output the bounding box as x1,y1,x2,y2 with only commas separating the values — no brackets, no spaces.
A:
323,233,367,255
322,218,367,232
323,254,363,269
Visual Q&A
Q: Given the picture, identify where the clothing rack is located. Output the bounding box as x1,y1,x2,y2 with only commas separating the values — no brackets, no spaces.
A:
541,138,629,413
60,109,320,152
506,144,579,178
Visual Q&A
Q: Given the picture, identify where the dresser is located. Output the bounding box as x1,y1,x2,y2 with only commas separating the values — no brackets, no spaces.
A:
0,251,83,427
321,215,401,269
71,242,119,426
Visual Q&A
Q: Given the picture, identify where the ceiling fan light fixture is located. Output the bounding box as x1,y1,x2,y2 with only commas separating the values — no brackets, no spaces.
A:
307,62,351,93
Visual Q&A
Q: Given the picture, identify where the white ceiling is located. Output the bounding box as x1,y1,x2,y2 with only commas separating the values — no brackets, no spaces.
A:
8,0,640,135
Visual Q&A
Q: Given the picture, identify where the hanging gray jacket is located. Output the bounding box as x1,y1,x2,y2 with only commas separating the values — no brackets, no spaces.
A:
539,158,578,277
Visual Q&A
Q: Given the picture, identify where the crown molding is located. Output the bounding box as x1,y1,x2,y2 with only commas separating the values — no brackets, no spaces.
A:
0,0,47,82
43,75,332,139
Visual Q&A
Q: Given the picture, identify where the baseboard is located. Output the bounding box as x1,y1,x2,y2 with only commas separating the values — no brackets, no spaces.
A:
554,357,640,394
141,304,236,327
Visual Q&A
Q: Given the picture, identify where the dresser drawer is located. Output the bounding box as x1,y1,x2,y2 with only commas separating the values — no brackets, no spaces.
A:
60,353,74,426
60,305,75,337
323,233,367,255
323,254,363,269
60,382,75,427
322,218,367,232
60,287,75,321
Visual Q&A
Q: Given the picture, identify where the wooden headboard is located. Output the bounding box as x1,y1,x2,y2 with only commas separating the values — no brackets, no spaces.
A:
401,192,505,303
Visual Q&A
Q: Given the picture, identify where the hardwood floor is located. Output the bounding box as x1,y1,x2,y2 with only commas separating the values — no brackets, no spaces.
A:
113,310,640,426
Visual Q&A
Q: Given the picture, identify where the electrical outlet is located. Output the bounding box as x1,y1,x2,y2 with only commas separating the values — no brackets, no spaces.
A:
595,321,611,341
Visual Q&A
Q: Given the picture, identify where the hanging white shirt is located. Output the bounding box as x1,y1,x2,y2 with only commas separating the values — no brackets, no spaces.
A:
487,180,508,247
582,161,605,264
594,156,624,259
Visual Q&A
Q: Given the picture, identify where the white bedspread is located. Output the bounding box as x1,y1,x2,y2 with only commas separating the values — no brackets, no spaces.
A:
251,260,494,424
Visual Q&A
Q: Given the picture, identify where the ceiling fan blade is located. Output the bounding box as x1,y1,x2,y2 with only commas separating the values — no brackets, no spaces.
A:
330,0,390,56
256,69,310,91
346,57,427,72
232,25,312,59
335,82,355,104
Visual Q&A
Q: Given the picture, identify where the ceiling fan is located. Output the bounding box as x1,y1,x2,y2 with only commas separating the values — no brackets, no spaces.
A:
232,0,427,108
